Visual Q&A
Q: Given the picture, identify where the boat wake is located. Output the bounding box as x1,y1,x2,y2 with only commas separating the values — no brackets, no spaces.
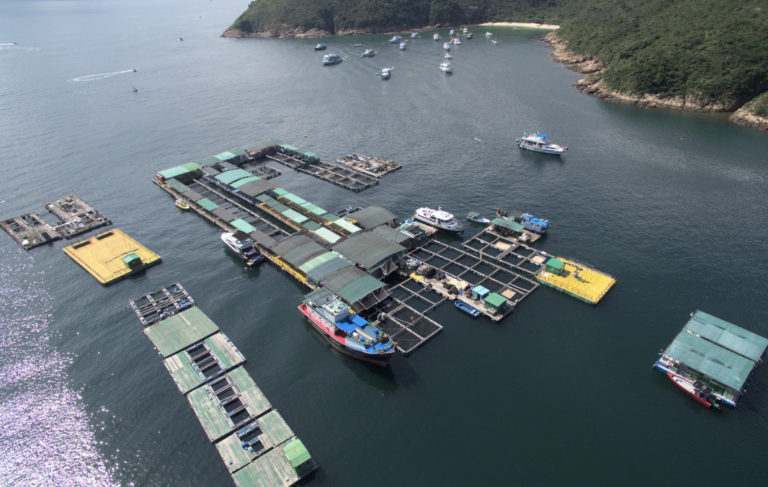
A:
71,69,136,82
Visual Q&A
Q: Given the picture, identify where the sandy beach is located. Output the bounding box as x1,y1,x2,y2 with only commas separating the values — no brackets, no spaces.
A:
479,21,559,30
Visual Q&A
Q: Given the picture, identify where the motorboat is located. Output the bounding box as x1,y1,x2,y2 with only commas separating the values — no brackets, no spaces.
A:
322,53,342,65
466,211,491,224
399,41,407,51
221,231,264,266
516,132,567,155
411,32,420,39
414,207,463,233
314,43,326,51
174,198,190,210
380,67,392,79
361,48,375,57
443,42,451,51
433,32,440,41
389,35,402,43
439,60,453,73
667,372,718,408
485,31,493,37
444,52,452,59
455,300,481,318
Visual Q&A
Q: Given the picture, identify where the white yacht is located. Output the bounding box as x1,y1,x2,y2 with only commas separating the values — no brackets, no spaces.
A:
413,207,463,233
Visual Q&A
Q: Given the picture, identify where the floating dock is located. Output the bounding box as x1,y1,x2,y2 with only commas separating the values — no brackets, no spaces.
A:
62,228,161,285
129,284,318,486
536,257,616,305
267,145,380,192
654,310,768,407
335,153,402,178
0,194,111,250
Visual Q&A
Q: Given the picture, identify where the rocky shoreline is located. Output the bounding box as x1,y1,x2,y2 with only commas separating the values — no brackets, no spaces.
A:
543,32,768,131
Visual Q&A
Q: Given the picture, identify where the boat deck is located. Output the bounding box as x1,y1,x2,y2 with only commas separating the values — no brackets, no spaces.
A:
163,332,245,394
62,228,161,285
536,257,616,305
129,281,194,326
266,150,379,192
1,194,111,250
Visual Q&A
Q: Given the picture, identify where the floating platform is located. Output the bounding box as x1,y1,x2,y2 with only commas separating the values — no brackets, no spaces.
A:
268,146,379,192
536,257,615,305
62,228,160,285
187,366,272,443
335,153,402,178
654,310,768,407
164,332,245,394
130,283,317,486
216,409,295,473
143,306,220,358
0,194,111,250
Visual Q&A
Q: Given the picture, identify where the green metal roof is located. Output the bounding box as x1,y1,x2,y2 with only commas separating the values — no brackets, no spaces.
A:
664,330,757,391
280,144,300,152
282,193,307,205
273,188,289,196
299,251,339,273
181,162,202,171
372,225,409,245
348,206,397,230
492,217,524,233
337,275,387,304
546,258,565,271
237,179,275,198
307,256,352,282
332,231,404,270
166,178,188,193
301,202,327,216
283,241,326,268
283,439,312,468
215,169,252,185
314,227,341,243
199,156,222,165
230,175,261,189
213,151,237,161
334,218,361,234
201,166,220,177
282,209,309,224
230,218,257,234
256,194,274,204
144,307,219,358
158,165,194,179
272,202,290,214
122,253,141,266
303,151,316,158
485,292,507,308
685,310,768,362
196,198,218,211
302,220,321,231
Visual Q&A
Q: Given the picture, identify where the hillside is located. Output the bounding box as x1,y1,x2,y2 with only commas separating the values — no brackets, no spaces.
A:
224,0,768,127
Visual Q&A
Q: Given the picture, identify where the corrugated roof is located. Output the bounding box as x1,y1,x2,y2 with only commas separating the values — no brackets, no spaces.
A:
664,330,756,391
307,256,353,282
202,166,221,177
272,202,290,214
321,266,363,295
303,221,321,231
215,169,252,185
492,217,523,233
212,207,236,222
348,206,397,230
219,162,238,171
184,190,202,203
158,165,193,179
299,251,339,273
273,188,289,196
333,232,404,270
196,198,218,211
280,144,300,152
337,275,387,305
199,156,222,165
181,162,202,171
282,209,309,224
485,292,507,308
230,175,261,189
334,218,361,234
685,310,768,362
372,225,409,245
230,219,257,234
283,241,326,268
282,193,307,205
166,178,188,193
214,151,237,161
238,179,276,198
249,229,278,250
301,202,327,216
314,227,341,243
271,234,316,258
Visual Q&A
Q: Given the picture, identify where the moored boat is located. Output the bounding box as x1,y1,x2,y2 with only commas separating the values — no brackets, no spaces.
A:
667,372,718,408
466,211,491,224
439,60,453,73
221,231,264,266
411,32,421,39
455,300,481,317
322,53,343,65
361,48,375,57
380,67,392,79
443,52,452,59
442,42,451,51
485,31,493,38
389,35,402,43
399,41,407,51
174,198,190,210
299,288,396,366
414,207,463,233
516,132,567,155
433,32,440,41
314,43,326,51
465,32,473,39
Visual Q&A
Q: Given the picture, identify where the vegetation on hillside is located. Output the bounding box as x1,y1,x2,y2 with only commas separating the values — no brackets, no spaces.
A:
227,0,768,111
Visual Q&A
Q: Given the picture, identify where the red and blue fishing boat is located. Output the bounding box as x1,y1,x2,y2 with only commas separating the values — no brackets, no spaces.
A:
666,372,718,408
298,288,396,366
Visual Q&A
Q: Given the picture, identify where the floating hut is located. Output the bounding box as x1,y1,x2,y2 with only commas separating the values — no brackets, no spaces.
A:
654,310,768,407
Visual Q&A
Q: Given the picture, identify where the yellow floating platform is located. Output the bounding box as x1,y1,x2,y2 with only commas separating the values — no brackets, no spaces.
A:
536,257,615,305
63,228,161,285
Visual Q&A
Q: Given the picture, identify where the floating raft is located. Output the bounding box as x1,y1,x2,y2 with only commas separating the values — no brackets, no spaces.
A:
536,257,615,304
0,194,111,250
654,310,768,407
129,284,318,486
62,228,160,285
335,153,402,178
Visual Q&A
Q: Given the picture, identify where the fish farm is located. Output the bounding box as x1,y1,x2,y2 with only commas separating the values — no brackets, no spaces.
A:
335,153,402,178
62,228,161,285
130,283,318,486
152,145,617,355
654,310,768,407
0,194,111,250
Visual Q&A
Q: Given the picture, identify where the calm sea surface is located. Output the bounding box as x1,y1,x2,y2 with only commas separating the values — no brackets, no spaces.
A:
2,1,768,485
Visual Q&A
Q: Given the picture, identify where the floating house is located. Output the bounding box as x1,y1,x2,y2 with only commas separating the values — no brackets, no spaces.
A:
654,310,768,407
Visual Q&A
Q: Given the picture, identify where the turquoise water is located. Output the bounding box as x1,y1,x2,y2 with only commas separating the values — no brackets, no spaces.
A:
1,1,768,485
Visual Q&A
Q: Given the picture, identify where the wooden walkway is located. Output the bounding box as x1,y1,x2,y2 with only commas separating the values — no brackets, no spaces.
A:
374,279,445,355
460,230,550,279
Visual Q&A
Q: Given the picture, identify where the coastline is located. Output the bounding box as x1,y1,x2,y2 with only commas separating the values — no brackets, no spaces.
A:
479,21,559,30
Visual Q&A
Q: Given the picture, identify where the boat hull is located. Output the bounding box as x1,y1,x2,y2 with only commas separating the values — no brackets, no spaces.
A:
298,304,394,367
667,372,712,408
221,234,263,267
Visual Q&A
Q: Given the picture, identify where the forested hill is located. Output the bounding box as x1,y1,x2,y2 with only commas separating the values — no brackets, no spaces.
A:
225,0,768,120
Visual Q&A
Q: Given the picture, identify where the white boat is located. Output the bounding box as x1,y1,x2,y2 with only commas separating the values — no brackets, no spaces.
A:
462,27,468,34
439,60,453,73
389,35,402,43
453,38,461,45
444,52,452,59
491,39,498,45
399,41,407,51
361,48,375,57
221,231,264,266
485,31,493,37
516,132,567,155
442,42,451,51
465,32,473,39
414,207,463,233
411,32,420,39
433,32,440,41
449,29,455,36
322,53,342,65
380,67,392,79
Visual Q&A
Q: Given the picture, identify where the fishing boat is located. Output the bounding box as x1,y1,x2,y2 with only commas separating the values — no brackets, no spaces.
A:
174,198,190,210
399,41,407,51
667,372,718,408
466,211,491,224
414,207,463,233
516,132,567,155
411,32,421,39
361,48,375,57
455,300,481,318
439,60,453,73
299,288,397,366
221,231,264,266
519,213,549,234
380,67,392,79
389,35,402,43
322,53,342,65
442,42,451,51
314,43,326,51
433,32,440,41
